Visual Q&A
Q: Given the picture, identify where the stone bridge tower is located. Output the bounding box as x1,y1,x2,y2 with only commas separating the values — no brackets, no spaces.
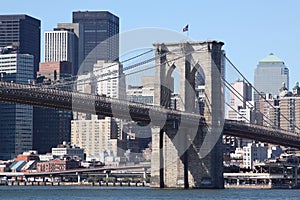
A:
151,41,225,188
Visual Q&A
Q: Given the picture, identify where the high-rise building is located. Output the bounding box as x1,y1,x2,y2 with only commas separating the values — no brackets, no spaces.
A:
254,53,289,101
33,61,73,154
71,60,125,161
0,51,34,160
279,82,300,133
93,60,125,99
71,117,123,161
44,29,78,75
0,15,41,75
73,11,119,73
259,94,280,128
225,80,254,150
254,53,289,125
226,79,253,122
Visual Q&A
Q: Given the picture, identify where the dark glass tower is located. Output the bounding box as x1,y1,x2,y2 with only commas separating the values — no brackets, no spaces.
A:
33,62,73,154
73,11,119,73
0,52,34,160
0,14,41,75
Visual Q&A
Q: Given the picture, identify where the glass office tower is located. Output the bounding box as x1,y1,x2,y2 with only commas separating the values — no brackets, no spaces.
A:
0,15,41,75
73,11,119,73
0,51,34,160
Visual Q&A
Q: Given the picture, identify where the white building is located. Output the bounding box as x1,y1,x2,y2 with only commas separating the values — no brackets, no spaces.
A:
52,143,84,161
243,143,268,169
127,76,155,105
71,61,125,162
93,60,126,99
71,117,124,160
44,29,77,75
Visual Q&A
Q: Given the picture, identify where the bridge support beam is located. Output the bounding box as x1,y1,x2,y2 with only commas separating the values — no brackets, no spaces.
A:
151,41,224,189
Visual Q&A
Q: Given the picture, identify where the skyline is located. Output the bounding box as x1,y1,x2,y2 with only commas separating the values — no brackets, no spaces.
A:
0,1,300,86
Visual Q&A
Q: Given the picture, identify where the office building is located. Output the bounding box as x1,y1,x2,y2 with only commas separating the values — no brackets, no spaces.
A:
127,76,156,105
259,94,280,128
125,76,156,154
73,11,119,73
254,53,289,101
93,60,125,99
33,61,73,154
44,29,78,75
242,143,268,169
226,79,253,122
279,82,300,133
0,14,40,75
71,60,125,162
51,142,84,161
225,80,254,150
0,51,34,160
71,117,124,161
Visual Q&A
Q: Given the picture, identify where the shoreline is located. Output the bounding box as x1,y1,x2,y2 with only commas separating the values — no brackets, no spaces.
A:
225,184,271,189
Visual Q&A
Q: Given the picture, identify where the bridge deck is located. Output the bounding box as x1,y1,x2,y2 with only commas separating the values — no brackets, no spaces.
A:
0,82,300,148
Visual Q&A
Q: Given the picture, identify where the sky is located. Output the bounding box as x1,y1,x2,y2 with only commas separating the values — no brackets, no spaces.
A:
1,1,300,87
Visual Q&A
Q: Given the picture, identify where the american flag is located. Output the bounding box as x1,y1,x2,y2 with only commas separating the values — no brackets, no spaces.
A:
183,25,189,32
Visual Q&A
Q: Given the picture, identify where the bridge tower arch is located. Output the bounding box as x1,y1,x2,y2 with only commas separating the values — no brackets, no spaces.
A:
151,41,225,189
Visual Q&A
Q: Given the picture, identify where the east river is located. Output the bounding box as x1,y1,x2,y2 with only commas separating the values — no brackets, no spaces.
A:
1,186,300,199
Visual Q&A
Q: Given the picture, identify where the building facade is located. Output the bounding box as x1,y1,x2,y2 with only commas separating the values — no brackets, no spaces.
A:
254,53,289,101
0,15,40,75
279,82,300,133
0,52,34,160
259,93,280,128
242,143,268,169
225,80,254,150
71,61,125,162
44,29,78,75
36,159,80,172
51,142,84,161
73,11,119,73
226,79,253,122
33,61,73,154
71,117,123,161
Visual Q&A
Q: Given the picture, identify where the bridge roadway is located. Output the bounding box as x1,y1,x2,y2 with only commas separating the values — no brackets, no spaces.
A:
0,81,203,127
0,82,300,148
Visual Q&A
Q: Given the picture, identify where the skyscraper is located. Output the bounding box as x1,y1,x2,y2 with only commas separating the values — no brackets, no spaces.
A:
72,11,119,73
279,82,300,133
254,53,289,100
0,15,41,75
226,79,253,122
254,53,289,125
0,50,34,160
71,61,125,161
225,79,253,150
44,28,78,75
34,61,73,154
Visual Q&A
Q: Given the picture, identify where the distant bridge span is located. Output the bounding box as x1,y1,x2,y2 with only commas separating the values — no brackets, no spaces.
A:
223,120,300,149
0,81,300,149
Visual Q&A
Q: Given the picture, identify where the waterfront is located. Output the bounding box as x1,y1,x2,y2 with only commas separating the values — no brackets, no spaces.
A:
1,187,300,200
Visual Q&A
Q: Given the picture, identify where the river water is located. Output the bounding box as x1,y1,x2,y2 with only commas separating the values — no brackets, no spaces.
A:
1,186,300,199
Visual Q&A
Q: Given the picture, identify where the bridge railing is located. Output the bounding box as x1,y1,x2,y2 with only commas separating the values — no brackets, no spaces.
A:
0,81,205,124
225,119,299,137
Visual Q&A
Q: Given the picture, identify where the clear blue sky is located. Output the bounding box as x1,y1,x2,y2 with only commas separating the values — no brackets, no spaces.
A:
1,0,300,86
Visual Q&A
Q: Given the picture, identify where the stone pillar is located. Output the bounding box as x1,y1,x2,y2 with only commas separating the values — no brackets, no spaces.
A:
150,127,164,188
151,41,224,189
